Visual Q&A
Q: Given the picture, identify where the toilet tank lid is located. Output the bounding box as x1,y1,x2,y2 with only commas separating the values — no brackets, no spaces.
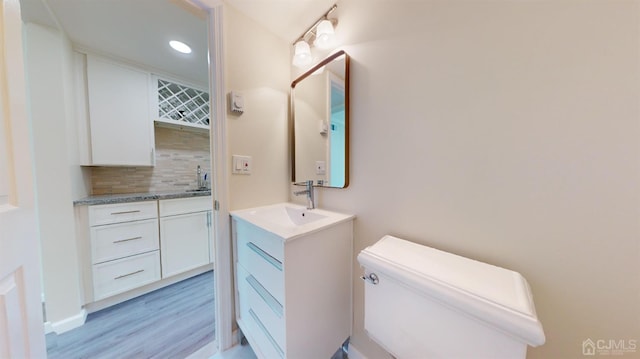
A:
358,235,545,346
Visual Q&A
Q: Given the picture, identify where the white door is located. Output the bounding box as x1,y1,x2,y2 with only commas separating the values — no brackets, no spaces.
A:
0,0,47,357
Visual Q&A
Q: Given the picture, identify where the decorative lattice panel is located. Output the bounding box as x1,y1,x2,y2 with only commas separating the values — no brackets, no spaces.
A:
158,79,210,126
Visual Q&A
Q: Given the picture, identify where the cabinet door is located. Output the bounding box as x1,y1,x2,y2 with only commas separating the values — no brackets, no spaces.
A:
86,55,154,166
160,211,210,278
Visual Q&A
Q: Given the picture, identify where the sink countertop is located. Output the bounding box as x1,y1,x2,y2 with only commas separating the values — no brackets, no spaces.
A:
230,202,355,241
73,190,211,206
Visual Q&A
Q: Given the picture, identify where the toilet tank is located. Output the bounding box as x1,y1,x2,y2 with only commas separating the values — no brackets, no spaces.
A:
357,235,545,359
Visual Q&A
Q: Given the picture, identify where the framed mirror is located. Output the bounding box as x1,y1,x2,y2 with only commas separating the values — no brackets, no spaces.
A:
291,50,350,188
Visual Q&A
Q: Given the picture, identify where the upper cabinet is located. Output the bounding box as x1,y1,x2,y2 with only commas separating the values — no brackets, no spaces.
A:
153,78,210,132
75,51,211,167
77,53,155,167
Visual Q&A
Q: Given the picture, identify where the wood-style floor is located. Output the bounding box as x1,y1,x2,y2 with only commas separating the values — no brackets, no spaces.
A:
46,271,215,359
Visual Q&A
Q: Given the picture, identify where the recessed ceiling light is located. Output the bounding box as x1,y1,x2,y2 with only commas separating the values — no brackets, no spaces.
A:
169,40,192,54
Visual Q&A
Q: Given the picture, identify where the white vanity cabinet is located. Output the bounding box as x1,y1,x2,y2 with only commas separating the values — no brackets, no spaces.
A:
77,53,155,166
159,196,213,278
232,215,353,359
88,201,161,301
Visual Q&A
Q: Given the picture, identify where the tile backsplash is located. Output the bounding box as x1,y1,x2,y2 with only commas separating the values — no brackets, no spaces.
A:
91,127,211,195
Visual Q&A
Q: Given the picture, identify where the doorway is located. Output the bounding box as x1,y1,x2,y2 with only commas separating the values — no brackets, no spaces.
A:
17,0,231,356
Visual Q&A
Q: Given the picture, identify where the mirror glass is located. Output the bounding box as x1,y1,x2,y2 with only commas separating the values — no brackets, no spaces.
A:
291,50,349,188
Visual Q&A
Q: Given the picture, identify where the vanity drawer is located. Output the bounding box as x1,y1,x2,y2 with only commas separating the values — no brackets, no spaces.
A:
91,218,159,264
89,201,158,226
237,235,284,305
238,266,284,358
92,251,160,301
237,265,285,349
235,221,283,262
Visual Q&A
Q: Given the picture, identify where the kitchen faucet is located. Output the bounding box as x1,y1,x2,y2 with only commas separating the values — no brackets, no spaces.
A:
294,180,315,209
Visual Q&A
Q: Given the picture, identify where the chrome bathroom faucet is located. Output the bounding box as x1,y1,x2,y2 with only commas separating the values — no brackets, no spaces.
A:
294,180,315,209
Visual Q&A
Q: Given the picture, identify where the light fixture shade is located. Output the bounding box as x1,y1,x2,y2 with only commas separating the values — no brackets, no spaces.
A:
292,40,312,68
313,20,335,49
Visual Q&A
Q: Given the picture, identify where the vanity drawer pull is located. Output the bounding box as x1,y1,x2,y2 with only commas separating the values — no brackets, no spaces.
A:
111,210,141,215
249,309,284,358
113,236,143,244
114,269,144,280
247,242,282,271
247,275,283,318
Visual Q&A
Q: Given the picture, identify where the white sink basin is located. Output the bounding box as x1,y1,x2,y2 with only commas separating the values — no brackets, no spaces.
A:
230,203,354,240
284,206,327,225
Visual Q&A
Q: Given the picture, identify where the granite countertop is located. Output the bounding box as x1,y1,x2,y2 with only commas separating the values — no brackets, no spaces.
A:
73,190,212,206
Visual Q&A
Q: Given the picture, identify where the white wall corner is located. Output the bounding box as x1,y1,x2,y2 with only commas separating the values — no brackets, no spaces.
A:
51,309,87,334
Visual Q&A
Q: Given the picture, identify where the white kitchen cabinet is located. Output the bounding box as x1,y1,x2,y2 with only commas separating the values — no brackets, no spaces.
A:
232,216,353,359
159,196,213,278
87,201,160,301
79,53,155,166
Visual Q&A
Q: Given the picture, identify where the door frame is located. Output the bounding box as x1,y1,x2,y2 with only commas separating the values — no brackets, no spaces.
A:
193,0,234,352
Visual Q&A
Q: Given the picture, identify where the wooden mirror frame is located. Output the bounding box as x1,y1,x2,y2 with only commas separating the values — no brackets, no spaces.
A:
290,50,350,188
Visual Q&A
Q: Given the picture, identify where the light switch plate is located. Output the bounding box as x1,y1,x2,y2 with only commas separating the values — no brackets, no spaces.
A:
232,155,252,175
229,91,244,114
315,161,326,175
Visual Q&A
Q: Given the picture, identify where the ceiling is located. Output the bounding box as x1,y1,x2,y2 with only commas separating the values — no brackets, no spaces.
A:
222,0,336,43
19,0,336,85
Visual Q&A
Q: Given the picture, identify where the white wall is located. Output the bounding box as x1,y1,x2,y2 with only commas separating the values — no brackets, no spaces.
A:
225,4,290,211
24,23,84,324
301,1,640,358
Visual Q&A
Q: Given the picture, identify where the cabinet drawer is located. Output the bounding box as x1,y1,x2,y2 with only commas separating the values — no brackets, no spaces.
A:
159,196,212,217
93,251,160,300
235,220,283,262
90,218,159,264
237,231,284,305
89,201,158,226
238,267,284,359
237,265,285,349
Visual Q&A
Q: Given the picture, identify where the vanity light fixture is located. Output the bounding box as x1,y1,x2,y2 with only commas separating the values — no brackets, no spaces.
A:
292,4,338,68
169,40,192,54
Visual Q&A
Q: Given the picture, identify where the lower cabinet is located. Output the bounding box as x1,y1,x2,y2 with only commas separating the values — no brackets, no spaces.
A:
78,196,213,304
232,217,353,359
159,196,213,278
87,201,161,301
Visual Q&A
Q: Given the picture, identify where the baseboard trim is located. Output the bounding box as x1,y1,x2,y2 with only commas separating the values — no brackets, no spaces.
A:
348,343,368,359
51,309,87,334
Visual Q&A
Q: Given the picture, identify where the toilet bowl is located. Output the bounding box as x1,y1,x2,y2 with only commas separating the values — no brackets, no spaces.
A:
357,235,545,359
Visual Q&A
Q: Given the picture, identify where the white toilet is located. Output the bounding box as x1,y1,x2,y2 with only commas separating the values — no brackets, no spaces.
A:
357,235,545,359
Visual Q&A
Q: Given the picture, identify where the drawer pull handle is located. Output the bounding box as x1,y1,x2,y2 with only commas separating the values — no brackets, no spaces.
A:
247,242,282,271
248,309,284,358
246,275,283,318
113,236,143,244
110,210,141,215
114,269,144,280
